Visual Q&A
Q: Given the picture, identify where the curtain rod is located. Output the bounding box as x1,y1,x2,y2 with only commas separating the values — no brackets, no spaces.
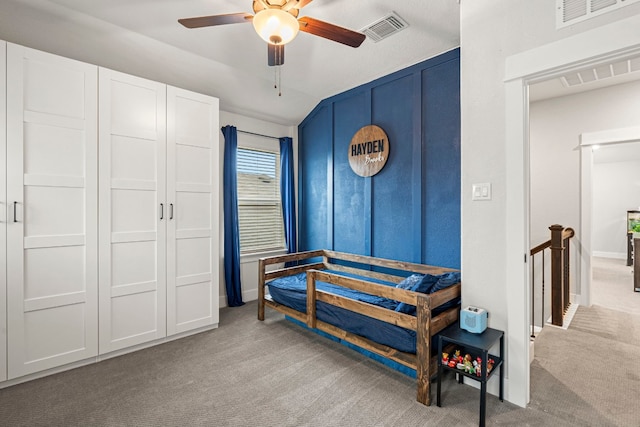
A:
237,129,281,141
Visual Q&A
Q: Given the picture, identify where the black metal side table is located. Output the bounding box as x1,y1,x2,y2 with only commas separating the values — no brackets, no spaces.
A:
436,324,504,427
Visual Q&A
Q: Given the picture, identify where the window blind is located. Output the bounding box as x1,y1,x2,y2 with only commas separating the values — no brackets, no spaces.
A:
237,147,286,253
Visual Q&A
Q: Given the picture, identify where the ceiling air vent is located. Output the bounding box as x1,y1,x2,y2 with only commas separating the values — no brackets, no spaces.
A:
560,57,640,87
557,0,640,28
360,12,408,43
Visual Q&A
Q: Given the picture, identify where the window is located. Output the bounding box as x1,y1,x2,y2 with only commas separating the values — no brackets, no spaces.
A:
236,146,286,254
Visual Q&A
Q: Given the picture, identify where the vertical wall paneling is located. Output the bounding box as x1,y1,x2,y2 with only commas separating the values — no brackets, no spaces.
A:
371,75,416,262
363,90,373,257
6,44,99,378
298,49,461,268
98,68,167,353
422,58,461,268
326,103,335,250
411,73,424,263
166,86,219,335
332,93,368,255
0,41,7,382
298,105,331,251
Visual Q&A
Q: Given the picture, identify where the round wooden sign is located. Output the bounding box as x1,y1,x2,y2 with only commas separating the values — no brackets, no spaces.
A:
348,125,389,177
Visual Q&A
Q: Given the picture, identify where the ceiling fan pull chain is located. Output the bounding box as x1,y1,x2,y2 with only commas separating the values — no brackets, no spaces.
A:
273,66,282,96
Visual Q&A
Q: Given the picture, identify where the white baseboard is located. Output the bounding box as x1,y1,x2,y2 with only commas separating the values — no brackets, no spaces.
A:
593,251,626,260
219,288,259,308
530,339,535,364
545,302,579,330
0,323,218,390
570,292,581,306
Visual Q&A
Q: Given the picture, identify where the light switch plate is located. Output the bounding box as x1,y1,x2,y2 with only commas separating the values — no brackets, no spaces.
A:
472,183,491,201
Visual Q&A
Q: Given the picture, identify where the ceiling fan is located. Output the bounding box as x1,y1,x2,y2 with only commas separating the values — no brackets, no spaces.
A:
178,0,366,67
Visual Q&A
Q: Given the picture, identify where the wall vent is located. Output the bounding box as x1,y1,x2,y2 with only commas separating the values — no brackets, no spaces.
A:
560,57,640,87
360,12,408,43
557,0,640,28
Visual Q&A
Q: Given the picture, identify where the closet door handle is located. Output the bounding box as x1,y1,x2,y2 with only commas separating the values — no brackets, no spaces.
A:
169,204,174,220
14,201,18,223
160,203,164,220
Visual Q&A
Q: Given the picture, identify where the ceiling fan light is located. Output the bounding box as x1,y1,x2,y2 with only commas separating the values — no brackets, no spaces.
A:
253,9,299,45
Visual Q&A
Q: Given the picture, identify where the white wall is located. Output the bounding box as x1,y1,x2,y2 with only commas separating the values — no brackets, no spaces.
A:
593,158,640,258
460,0,640,407
218,111,297,307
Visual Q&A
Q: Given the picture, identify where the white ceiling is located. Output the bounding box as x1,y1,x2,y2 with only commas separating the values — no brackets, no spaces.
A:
0,0,461,125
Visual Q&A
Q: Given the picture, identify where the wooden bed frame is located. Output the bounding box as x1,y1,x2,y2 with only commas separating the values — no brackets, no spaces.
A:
258,249,461,406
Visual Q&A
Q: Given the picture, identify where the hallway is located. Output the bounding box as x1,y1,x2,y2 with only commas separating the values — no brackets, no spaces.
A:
591,256,640,316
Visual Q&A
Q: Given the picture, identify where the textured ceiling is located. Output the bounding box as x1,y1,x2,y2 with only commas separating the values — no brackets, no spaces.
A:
0,0,461,125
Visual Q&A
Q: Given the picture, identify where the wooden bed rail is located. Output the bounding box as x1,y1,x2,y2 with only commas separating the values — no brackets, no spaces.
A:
323,250,456,276
258,250,325,321
306,270,418,330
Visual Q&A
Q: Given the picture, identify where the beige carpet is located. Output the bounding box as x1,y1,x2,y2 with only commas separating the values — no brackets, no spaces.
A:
531,304,640,426
591,256,640,316
0,301,637,426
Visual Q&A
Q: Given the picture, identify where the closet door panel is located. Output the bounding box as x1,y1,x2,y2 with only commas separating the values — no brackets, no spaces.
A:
6,43,98,378
111,135,157,181
166,87,219,335
23,186,84,236
0,40,7,382
111,241,157,287
111,189,157,232
176,192,211,230
99,68,166,353
24,122,84,175
24,246,85,299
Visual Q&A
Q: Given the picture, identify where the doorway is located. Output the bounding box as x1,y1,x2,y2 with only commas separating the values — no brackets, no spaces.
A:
529,82,640,315
504,15,640,407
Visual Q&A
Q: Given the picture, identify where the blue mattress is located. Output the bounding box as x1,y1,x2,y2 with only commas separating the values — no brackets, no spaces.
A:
267,270,460,354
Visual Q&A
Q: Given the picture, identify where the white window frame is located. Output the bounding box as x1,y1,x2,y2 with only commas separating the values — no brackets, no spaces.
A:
236,133,286,256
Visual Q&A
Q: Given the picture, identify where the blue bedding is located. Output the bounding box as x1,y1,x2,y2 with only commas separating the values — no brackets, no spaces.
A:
267,270,460,354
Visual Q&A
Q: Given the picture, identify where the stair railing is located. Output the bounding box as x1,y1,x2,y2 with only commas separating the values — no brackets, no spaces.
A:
530,224,575,336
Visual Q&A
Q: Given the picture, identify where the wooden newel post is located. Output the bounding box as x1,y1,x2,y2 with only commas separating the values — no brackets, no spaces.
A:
634,238,640,293
550,224,564,327
415,294,431,406
258,258,266,321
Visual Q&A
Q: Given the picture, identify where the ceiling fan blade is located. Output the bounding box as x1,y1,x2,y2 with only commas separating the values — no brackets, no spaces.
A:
268,43,285,66
282,0,313,11
178,13,253,29
298,16,366,48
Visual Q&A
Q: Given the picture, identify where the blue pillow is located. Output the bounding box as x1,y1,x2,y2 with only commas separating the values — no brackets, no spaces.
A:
430,272,462,313
395,274,423,290
394,274,440,315
429,272,461,294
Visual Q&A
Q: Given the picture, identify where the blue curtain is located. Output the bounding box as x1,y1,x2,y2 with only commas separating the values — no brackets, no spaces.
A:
280,137,297,261
222,125,244,307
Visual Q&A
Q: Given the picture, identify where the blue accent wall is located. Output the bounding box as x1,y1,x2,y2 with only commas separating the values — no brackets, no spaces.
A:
298,49,460,269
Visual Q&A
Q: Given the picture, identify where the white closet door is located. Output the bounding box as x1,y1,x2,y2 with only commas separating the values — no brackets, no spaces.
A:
166,87,219,335
99,68,167,353
6,44,98,378
0,41,7,382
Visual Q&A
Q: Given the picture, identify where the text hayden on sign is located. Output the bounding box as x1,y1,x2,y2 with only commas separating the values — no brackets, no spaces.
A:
350,139,385,157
